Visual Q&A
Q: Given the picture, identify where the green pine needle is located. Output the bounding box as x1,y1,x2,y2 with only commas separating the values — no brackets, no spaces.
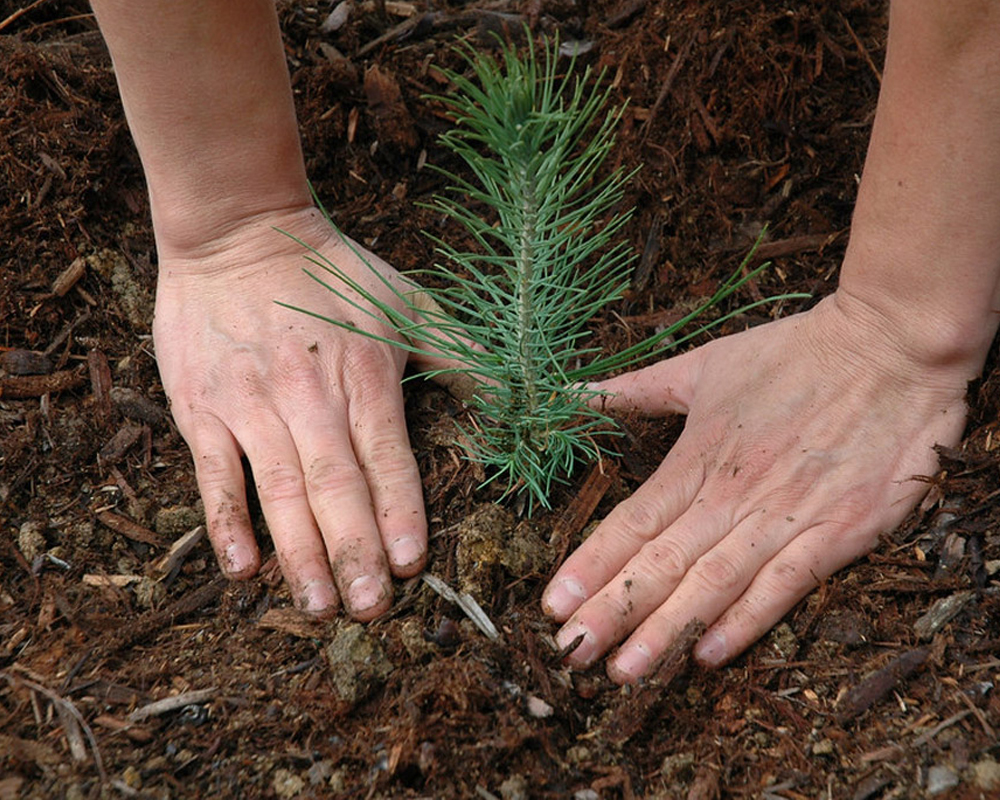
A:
278,34,808,512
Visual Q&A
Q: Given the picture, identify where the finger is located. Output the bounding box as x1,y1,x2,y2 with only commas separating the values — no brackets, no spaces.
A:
553,495,771,673
239,419,343,617
542,434,707,622
283,400,394,622
346,370,427,578
693,522,875,668
180,412,261,580
602,512,817,682
589,348,702,417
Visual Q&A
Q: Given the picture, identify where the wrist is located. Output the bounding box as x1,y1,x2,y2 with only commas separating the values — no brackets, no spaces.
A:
835,240,999,380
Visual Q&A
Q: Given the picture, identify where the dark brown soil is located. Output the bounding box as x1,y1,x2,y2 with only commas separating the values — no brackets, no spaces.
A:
3,1,1000,798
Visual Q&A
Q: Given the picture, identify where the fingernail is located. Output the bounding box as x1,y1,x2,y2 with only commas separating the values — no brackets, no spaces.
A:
347,574,386,615
556,624,596,666
612,642,652,681
544,577,588,618
224,543,254,576
300,579,337,613
388,535,422,569
695,629,728,667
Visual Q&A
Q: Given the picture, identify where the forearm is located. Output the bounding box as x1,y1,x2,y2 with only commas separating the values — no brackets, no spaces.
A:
839,0,1000,371
90,0,310,257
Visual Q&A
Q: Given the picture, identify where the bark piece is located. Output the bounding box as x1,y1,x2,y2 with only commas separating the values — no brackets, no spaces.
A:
0,349,53,376
602,618,705,745
0,366,85,398
52,256,86,297
837,648,930,721
364,64,418,152
913,590,975,640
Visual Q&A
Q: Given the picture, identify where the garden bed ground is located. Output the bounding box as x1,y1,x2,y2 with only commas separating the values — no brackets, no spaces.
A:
2,1,1000,798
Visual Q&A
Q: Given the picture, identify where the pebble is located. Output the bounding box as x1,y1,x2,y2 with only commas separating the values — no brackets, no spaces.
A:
154,504,204,538
926,764,960,795
526,695,553,719
272,768,305,799
122,765,142,789
811,738,835,756
500,774,528,800
17,521,46,561
307,760,334,786
324,623,393,705
973,757,1000,790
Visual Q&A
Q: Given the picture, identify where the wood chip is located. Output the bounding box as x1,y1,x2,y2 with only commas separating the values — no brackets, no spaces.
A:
258,607,329,639
0,366,86,398
913,590,975,640
52,256,86,297
83,574,142,588
0,349,53,376
87,349,113,425
128,688,217,723
150,525,207,580
96,510,170,548
837,648,930,721
364,64,418,152
602,618,706,745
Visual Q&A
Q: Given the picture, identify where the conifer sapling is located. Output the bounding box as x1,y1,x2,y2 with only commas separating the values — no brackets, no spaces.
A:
279,35,802,511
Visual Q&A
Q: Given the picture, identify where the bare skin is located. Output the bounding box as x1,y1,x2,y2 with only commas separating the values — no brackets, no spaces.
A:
92,1,1000,674
543,0,1000,681
90,1,453,620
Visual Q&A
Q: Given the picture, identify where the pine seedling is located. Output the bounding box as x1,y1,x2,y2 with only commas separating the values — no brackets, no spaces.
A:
281,35,803,511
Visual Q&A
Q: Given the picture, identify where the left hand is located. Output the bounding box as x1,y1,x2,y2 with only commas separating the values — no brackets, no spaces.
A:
541,290,971,682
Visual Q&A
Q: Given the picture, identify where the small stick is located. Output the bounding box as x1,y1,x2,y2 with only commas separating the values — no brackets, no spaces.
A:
0,0,48,33
640,34,695,140
96,510,170,548
421,573,500,641
150,525,207,580
550,461,618,563
128,688,217,723
840,13,882,84
0,671,107,783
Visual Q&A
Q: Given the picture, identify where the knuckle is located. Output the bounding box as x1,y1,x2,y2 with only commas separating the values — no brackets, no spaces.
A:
193,450,234,488
768,557,809,591
692,550,745,594
255,460,307,503
304,455,365,497
636,538,691,584
613,495,667,540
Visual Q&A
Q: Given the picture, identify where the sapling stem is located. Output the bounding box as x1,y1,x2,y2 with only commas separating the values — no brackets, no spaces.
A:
279,33,808,512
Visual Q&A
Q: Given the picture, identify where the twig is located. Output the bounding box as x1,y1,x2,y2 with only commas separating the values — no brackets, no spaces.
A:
911,709,974,748
0,671,107,784
953,690,996,741
96,510,171,548
421,573,500,641
840,13,882,84
0,0,48,33
640,34,695,140
128,688,217,723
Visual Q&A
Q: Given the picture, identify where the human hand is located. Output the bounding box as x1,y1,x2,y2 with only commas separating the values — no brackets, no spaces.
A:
542,291,974,681
153,206,446,620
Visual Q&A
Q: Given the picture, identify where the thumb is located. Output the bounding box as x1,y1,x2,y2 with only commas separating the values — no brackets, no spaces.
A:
590,346,702,417
404,288,483,405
